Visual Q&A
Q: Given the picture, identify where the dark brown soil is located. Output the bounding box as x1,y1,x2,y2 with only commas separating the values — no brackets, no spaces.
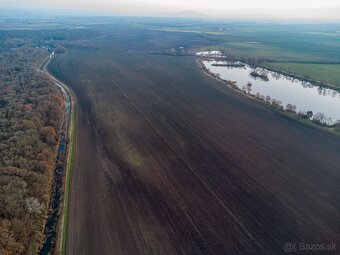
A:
49,48,340,255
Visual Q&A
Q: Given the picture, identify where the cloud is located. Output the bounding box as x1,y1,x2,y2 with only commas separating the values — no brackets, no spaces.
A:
1,0,340,21
2,0,340,10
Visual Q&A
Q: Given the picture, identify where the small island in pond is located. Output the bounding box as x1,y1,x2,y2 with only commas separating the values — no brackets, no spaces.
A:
250,70,269,81
212,62,246,68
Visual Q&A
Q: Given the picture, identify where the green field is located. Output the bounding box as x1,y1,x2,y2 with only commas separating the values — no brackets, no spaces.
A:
205,31,340,62
136,21,339,61
192,25,340,87
265,62,340,88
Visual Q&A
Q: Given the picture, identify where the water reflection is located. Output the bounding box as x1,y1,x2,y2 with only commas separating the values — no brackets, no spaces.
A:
203,60,340,124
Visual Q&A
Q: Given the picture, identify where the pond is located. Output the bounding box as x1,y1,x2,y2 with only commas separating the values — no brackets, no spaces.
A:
202,59,340,124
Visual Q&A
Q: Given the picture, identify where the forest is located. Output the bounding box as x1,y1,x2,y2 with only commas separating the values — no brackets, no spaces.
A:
0,28,91,254
0,18,105,252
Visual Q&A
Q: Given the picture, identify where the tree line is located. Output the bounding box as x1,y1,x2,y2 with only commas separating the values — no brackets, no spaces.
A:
0,34,64,255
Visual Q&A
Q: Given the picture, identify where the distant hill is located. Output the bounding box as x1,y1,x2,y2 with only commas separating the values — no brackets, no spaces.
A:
1,6,340,23
160,10,208,18
0,8,120,18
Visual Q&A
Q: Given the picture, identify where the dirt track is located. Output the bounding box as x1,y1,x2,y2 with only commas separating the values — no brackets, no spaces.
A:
48,49,340,255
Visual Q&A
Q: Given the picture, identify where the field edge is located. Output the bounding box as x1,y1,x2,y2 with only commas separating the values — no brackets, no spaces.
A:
43,54,76,255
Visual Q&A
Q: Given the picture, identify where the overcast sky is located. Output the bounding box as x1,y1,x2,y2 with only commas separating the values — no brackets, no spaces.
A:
1,0,340,21
2,0,340,9
146,0,340,9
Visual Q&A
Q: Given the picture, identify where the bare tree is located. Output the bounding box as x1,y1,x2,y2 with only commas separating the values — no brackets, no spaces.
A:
313,112,327,124
286,104,297,113
25,197,44,214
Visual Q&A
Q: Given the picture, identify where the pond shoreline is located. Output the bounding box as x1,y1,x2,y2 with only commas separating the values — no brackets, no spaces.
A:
258,63,340,93
196,58,340,134
195,52,340,93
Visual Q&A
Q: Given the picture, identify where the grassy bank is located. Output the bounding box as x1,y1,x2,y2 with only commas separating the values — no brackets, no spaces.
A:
265,62,340,88
43,53,76,255
197,59,340,135
59,90,76,255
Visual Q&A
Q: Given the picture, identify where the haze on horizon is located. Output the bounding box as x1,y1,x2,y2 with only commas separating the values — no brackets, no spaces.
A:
1,0,340,21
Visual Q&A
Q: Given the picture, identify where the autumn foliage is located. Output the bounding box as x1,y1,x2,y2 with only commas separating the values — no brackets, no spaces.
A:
0,43,64,254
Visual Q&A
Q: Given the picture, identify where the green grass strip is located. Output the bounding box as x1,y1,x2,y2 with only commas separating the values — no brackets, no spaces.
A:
60,95,76,255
